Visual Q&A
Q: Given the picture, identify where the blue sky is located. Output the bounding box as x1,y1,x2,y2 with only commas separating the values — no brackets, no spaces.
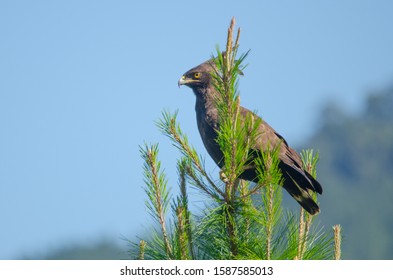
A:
1,0,393,258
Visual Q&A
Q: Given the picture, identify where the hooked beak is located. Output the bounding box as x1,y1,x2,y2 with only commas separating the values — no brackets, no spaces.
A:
178,75,186,88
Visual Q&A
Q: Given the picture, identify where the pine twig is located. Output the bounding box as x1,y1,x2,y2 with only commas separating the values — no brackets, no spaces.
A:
333,224,342,260
177,159,195,259
265,184,275,260
297,208,313,259
297,208,305,259
138,240,146,260
297,149,319,259
176,206,188,260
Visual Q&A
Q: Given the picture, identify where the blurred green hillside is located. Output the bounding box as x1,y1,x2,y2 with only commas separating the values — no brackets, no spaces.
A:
23,240,129,260
304,85,393,259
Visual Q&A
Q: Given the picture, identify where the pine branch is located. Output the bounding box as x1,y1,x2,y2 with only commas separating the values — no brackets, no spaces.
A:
140,143,172,258
157,111,224,199
212,17,245,258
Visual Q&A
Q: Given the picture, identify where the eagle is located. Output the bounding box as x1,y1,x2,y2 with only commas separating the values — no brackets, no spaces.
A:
178,58,322,215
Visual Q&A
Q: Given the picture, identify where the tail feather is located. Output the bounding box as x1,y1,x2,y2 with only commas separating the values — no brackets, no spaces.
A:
305,172,323,194
280,163,321,215
281,161,323,195
283,174,320,215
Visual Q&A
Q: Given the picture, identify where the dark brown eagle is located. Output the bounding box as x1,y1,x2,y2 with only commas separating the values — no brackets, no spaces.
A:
178,58,322,215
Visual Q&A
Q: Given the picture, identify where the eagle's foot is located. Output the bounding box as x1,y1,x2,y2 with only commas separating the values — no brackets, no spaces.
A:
219,170,229,183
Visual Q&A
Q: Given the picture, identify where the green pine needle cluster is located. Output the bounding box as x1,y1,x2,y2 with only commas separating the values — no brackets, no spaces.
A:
132,17,342,260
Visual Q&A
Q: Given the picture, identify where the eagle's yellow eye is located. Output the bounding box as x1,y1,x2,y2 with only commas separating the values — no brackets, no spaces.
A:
194,72,201,79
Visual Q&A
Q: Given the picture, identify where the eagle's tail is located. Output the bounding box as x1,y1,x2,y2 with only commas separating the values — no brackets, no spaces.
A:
281,164,321,215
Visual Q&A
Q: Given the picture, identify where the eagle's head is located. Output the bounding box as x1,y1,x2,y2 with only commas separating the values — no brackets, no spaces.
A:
178,59,215,90
178,54,243,93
